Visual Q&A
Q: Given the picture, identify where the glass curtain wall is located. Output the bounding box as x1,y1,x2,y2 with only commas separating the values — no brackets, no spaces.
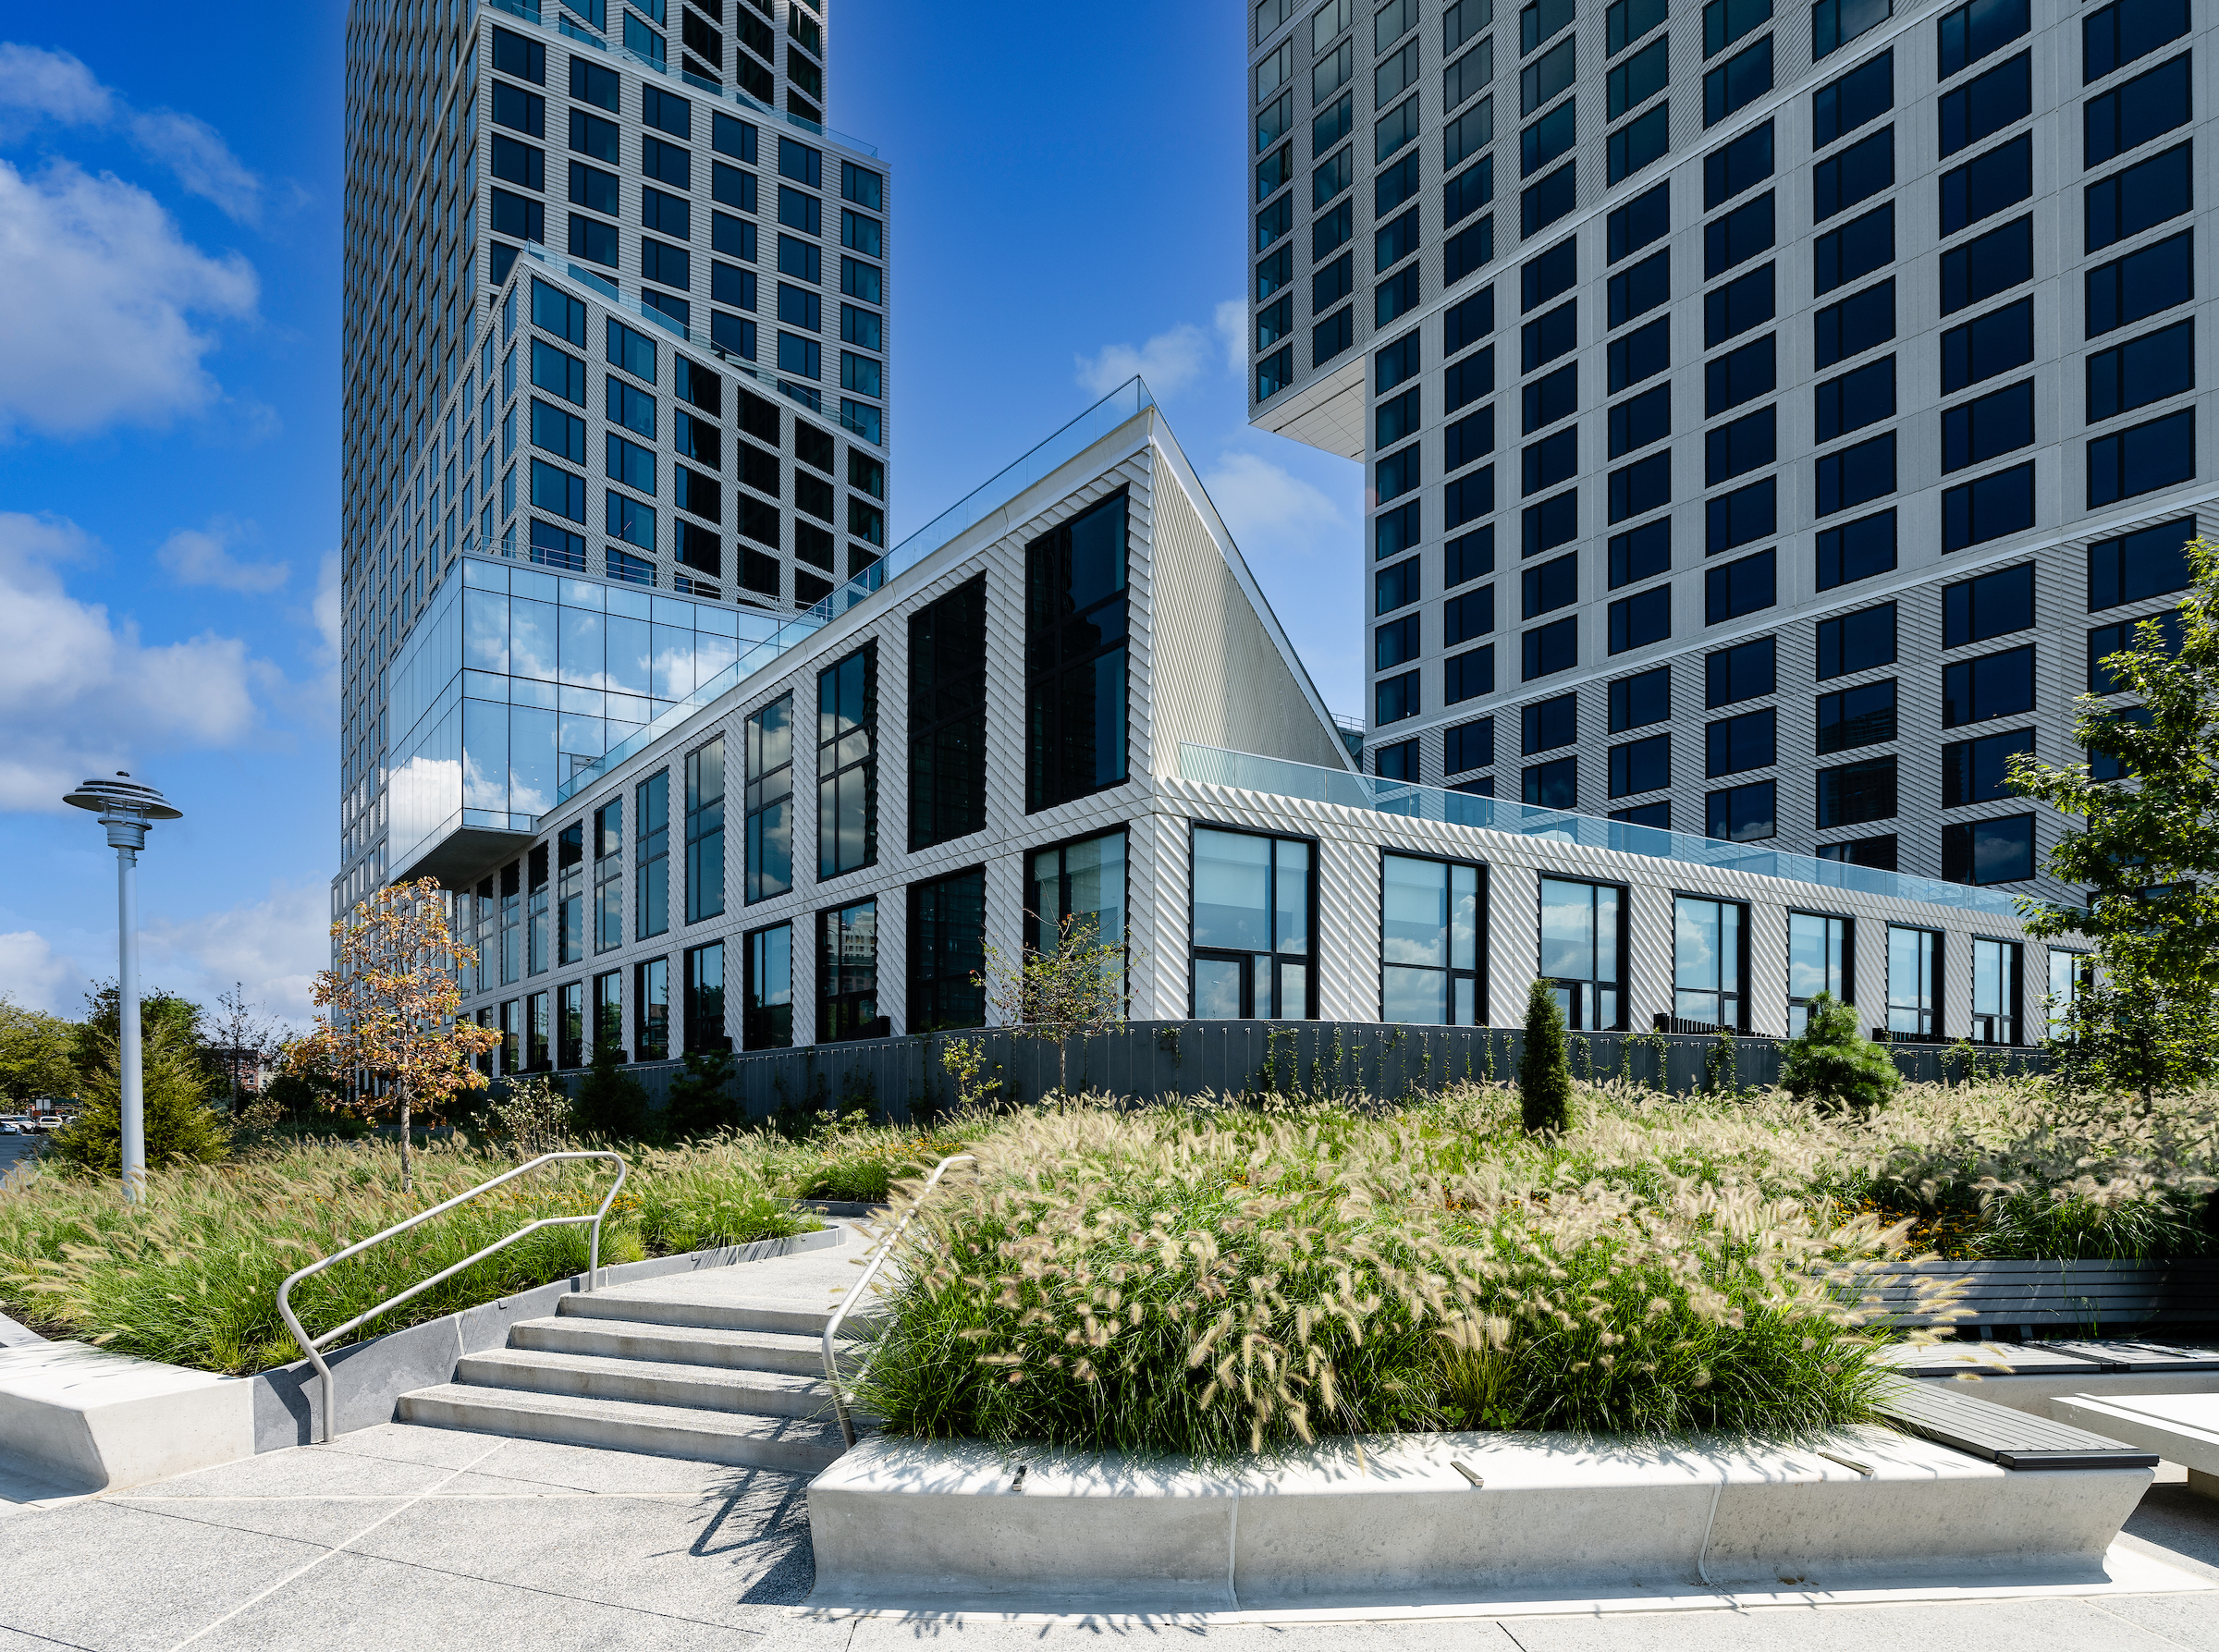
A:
1190,827,1315,1019
908,575,989,850
908,868,987,1032
817,646,877,879
636,769,669,936
1539,877,1625,1029
557,822,585,964
1379,853,1484,1022
685,737,727,922
593,800,623,949
744,693,794,902
1025,830,1128,953
1886,925,1939,1036
1025,491,1130,811
1672,896,1746,1031
1786,911,1850,1034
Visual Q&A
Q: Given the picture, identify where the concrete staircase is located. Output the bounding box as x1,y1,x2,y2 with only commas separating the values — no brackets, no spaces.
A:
397,1221,874,1474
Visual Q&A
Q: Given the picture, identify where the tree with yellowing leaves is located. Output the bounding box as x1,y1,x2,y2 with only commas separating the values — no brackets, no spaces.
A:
288,878,501,1192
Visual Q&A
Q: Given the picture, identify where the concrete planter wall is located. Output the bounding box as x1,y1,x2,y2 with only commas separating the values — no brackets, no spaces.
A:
555,1021,2043,1123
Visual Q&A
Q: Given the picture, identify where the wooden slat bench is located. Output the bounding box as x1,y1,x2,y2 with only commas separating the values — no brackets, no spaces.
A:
1855,1257,2219,1340
1872,1377,2160,1471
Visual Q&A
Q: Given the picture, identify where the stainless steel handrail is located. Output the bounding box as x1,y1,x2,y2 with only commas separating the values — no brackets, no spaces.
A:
819,1153,975,1449
276,1150,628,1444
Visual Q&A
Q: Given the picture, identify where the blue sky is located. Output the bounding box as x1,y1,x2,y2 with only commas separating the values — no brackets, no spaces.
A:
0,2,1363,1026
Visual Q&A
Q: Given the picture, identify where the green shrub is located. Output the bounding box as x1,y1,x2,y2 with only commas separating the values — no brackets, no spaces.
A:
1519,979,1574,1134
1780,994,1901,1113
45,1022,229,1177
572,1039,650,1140
663,1047,738,1141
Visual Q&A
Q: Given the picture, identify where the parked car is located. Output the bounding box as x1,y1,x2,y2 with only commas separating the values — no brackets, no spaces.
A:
0,1121,21,1135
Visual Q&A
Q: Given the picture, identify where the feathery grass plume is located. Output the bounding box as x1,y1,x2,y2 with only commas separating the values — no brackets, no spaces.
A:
1520,980,1575,1135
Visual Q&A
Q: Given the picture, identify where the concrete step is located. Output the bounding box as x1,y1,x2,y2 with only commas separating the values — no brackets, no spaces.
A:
555,1290,839,1338
509,1315,829,1376
455,1347,831,1418
397,1383,849,1475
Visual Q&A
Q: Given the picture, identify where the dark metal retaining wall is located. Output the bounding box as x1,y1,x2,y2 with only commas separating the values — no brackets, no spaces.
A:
558,1022,2042,1124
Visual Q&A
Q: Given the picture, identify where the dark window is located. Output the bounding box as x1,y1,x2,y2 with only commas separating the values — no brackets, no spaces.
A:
1609,249,1671,327
1706,405,1776,484
1521,102,1578,180
1445,583,1495,644
1815,432,1895,515
1942,380,2034,472
1706,336,1776,416
1704,36,1773,127
1812,48,1893,148
1522,617,1579,679
1609,586,1672,653
1445,343,1494,412
1813,0,1892,59
1937,0,2029,78
1523,692,1579,754
1943,727,2034,806
1445,644,1496,703
1816,834,1898,869
2085,54,2190,168
1940,299,2034,395
2089,702,2154,779
1377,499,1421,560
1377,329,1422,390
1446,716,1497,773
1524,428,1578,495
1707,477,1777,554
1377,555,1420,615
1610,733,1672,795
1611,664,1673,730
1524,756,1578,807
1609,0,1670,54
1523,490,1578,557
1942,814,2036,885
1610,104,1673,185
1449,524,1497,589
2088,515,2195,608
1610,520,1672,587
1375,740,1418,781
1447,468,1496,532
1522,164,1577,235
1705,263,1775,347
908,576,987,852
1816,508,1897,590
1814,356,1894,442
1522,35,1578,115
908,869,987,1034
2084,0,2190,83
492,80,546,137
2086,318,2195,422
1609,316,1671,390
1706,550,1777,623
2089,609,2185,691
816,643,877,880
1814,127,1893,221
1379,441,1424,502
1943,643,2035,726
1445,287,1496,356
1609,183,1672,263
1814,202,1894,296
490,133,545,191
1609,385,1671,455
1445,155,1496,226
1609,454,1672,522
491,25,546,82
1704,121,1776,209
1940,52,2030,159
818,899,881,1043
1943,562,2034,647
490,188,545,244
1814,277,1894,366
1377,669,1420,724
1942,461,2036,549
2085,141,2192,252
2088,408,2196,506
1707,706,1776,776
1817,678,1898,751
1445,408,1496,474
1817,755,1898,826
2085,229,2193,337
1026,491,1129,811
1707,779,1777,840
1524,364,1579,434
1817,600,1898,678
1704,0,1772,55
1940,133,2031,237
1942,214,2035,314
1705,193,1775,279
1611,801,1671,827
1522,302,1577,371
1377,612,1422,668
634,769,669,940
1313,305,1354,366
682,738,726,926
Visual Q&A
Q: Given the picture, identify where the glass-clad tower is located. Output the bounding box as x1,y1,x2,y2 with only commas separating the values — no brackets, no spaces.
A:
1245,0,2210,897
338,0,890,911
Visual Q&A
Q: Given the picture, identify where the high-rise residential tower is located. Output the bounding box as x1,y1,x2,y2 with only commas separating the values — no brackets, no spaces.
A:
337,0,890,912
1245,0,2209,923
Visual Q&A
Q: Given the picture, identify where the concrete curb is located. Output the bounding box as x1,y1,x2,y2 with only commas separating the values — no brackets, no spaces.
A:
0,1308,44,1349
0,1224,840,1492
806,1426,2155,1613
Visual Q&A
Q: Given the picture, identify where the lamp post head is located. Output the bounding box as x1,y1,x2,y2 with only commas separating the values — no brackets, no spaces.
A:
64,772,183,852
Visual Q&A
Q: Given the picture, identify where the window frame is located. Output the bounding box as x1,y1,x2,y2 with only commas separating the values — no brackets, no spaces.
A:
1785,908,1854,1034
1670,891,1750,1032
1186,822,1319,1021
1377,849,1490,1026
742,920,793,1050
907,865,988,1034
1884,923,1940,1038
816,895,884,1043
1968,935,2022,1045
1537,874,1630,1030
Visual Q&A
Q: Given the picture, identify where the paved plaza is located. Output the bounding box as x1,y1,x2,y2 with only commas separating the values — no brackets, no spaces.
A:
4,1421,2214,1652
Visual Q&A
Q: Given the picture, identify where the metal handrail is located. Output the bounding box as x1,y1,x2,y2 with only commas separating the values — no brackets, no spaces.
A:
276,1150,628,1444
819,1153,975,1448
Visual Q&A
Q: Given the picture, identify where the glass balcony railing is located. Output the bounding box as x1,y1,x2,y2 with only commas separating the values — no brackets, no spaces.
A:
1177,742,2027,916
551,376,1159,803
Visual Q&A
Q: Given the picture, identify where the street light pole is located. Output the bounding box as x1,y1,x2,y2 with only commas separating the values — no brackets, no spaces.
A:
63,774,183,1202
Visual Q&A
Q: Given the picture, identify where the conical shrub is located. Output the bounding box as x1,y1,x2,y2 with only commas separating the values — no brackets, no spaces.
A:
1519,978,1575,1134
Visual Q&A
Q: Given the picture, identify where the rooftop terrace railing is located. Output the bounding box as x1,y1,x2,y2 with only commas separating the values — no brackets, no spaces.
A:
1177,742,2027,916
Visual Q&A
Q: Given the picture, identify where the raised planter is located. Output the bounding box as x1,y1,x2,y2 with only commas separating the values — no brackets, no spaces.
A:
806,1426,2154,1614
0,1225,840,1492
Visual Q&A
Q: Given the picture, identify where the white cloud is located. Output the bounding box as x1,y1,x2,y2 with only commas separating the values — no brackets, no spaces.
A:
158,517,288,593
144,881,332,1028
1199,451,1352,563
1075,322,1216,398
313,549,341,665
0,45,263,223
1214,298,1247,375
0,511,265,811
0,157,257,436
0,931,86,1017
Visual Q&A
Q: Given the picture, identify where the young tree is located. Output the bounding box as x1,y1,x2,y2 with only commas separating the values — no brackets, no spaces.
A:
210,982,283,1113
1777,992,1900,1112
288,879,501,1192
2006,534,2219,1096
980,912,1128,1109
0,995,79,1106
1519,978,1575,1134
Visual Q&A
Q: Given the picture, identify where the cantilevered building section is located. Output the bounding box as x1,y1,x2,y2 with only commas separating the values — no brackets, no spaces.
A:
337,0,889,915
1244,0,2212,904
